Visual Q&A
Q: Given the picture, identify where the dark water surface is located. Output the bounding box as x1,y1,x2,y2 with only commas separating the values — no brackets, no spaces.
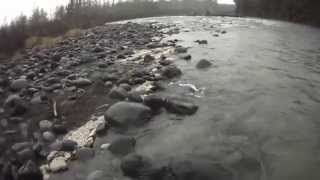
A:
51,16,320,180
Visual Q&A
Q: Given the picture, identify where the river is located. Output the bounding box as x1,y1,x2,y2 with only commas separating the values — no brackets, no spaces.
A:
50,16,320,180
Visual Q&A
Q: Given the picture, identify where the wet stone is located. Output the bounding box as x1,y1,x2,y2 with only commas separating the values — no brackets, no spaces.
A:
52,124,68,134
17,148,34,162
0,119,8,128
71,78,92,87
39,120,53,131
104,102,152,128
175,46,188,53
144,54,155,63
61,140,78,152
196,59,212,69
10,78,29,91
161,66,182,79
74,147,95,161
121,154,152,178
195,40,208,44
108,87,128,100
49,157,68,173
108,136,136,156
164,99,198,115
180,54,192,60
43,131,56,142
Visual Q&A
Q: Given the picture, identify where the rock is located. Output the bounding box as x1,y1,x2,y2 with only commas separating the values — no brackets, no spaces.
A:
104,102,152,128
161,66,182,79
164,99,198,115
180,54,192,60
72,78,92,87
17,148,34,161
196,59,212,69
5,95,28,116
221,30,227,34
108,87,128,100
61,140,78,151
121,154,152,178
100,143,110,150
127,92,143,103
119,83,131,91
195,40,208,44
19,122,29,138
43,131,55,142
87,170,104,180
49,157,68,173
12,142,32,152
159,59,173,66
52,124,68,134
144,54,155,63
95,118,107,134
17,160,43,180
143,95,167,113
4,94,21,107
0,119,8,128
104,81,113,88
108,136,136,156
10,78,28,91
175,46,188,53
74,147,95,160
39,120,53,131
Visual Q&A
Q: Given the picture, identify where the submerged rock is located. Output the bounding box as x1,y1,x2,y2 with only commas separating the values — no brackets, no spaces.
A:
121,154,152,178
196,59,212,69
104,102,152,128
74,147,95,161
175,46,188,53
164,99,198,115
162,66,182,79
108,136,136,156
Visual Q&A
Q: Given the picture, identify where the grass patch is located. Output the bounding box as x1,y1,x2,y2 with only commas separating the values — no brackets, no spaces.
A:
25,28,83,49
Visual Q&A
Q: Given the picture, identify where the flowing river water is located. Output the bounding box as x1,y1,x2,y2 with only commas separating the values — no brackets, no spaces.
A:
50,16,320,180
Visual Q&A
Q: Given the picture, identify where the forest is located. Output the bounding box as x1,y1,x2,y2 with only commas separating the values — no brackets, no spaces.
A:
0,0,234,56
235,0,320,26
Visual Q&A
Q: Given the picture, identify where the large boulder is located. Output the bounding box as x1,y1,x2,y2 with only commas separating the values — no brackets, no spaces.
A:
108,136,136,156
104,102,152,128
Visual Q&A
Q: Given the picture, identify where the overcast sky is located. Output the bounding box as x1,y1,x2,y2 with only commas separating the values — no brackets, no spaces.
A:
0,0,234,24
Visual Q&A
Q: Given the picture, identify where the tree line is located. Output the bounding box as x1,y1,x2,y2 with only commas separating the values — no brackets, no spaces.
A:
0,0,235,56
235,0,320,26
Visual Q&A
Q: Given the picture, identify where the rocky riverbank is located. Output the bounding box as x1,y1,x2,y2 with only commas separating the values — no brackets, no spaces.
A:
0,19,231,180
